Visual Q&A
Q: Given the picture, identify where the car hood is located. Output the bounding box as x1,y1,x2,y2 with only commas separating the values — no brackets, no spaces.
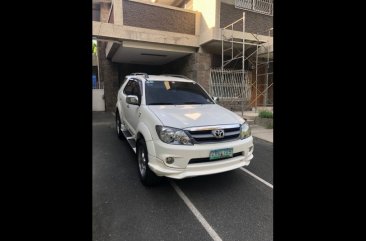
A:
148,104,244,129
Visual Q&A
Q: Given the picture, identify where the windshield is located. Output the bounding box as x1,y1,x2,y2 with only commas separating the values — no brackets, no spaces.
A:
145,80,214,105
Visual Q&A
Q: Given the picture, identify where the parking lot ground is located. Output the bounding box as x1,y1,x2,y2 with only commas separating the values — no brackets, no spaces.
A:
93,112,273,241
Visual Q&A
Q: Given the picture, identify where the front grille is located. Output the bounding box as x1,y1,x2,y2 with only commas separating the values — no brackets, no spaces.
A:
189,152,243,164
186,125,241,144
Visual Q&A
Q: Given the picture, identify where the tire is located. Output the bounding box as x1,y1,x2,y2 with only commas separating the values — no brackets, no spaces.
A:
116,111,124,140
136,138,161,186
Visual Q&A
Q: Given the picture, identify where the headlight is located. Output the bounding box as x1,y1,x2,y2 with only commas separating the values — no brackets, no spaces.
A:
155,126,193,145
240,122,251,139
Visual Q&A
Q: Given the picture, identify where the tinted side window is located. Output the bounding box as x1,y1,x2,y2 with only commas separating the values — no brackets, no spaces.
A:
131,81,141,96
123,80,142,96
123,80,134,95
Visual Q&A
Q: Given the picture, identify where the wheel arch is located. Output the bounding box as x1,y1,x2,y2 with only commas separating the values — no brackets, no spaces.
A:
136,123,156,157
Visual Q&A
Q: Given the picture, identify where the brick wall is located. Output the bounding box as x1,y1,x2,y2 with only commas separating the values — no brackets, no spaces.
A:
93,8,100,21
162,54,195,79
100,3,111,22
195,53,211,91
123,0,195,35
162,53,212,92
108,5,114,23
220,3,272,35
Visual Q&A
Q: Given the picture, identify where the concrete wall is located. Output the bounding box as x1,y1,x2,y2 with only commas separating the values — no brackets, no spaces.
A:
220,2,272,35
185,0,193,9
193,0,220,45
93,89,106,111
123,0,196,35
92,54,98,66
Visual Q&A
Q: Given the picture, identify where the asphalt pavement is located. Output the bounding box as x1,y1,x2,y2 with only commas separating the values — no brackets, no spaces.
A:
93,112,273,241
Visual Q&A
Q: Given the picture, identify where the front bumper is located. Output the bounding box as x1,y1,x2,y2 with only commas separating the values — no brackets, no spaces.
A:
147,136,254,179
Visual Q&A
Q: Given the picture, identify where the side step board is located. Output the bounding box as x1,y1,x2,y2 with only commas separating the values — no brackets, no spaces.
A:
122,129,137,153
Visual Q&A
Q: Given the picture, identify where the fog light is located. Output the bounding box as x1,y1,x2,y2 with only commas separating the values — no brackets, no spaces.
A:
166,157,174,164
249,146,253,152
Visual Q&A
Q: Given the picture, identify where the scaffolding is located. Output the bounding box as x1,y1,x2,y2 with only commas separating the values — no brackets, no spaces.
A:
249,28,273,110
209,12,249,116
209,13,273,114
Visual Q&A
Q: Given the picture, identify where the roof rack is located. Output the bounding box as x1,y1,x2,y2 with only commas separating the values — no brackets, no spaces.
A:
130,73,149,78
162,74,190,80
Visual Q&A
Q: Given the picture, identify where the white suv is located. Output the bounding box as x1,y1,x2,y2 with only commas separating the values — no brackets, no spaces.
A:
116,73,254,185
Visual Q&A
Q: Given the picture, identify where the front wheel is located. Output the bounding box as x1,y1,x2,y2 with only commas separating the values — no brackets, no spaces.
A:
116,111,124,140
137,139,161,186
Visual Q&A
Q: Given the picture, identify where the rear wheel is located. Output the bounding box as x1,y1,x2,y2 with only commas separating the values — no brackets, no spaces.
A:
137,138,161,186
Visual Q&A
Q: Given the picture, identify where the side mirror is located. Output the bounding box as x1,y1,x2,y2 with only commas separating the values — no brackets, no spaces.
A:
126,95,139,105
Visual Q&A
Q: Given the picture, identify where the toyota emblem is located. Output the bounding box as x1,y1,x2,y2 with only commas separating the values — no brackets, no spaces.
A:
212,129,225,138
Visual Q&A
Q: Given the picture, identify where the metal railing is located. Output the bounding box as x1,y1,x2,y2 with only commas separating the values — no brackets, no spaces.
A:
209,68,251,113
235,0,273,16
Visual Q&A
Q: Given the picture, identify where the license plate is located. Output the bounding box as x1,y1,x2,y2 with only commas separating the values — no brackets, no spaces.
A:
209,148,233,160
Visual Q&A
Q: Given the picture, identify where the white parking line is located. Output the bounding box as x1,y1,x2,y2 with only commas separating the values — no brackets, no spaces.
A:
170,181,223,241
240,167,273,189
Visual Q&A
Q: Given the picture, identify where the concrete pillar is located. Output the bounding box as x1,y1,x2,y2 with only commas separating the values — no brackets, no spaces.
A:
98,41,119,112
113,0,123,25
195,53,211,91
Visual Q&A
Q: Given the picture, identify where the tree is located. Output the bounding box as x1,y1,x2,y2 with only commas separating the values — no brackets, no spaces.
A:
92,41,97,54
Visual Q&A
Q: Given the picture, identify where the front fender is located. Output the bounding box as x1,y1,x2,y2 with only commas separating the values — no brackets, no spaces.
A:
136,122,156,157
116,101,122,117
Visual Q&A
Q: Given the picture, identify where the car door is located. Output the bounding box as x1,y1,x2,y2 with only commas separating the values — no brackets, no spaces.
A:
117,77,130,118
121,79,141,135
119,79,133,128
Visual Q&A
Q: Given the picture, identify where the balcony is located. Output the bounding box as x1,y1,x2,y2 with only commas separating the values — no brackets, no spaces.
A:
234,0,273,16
221,0,273,36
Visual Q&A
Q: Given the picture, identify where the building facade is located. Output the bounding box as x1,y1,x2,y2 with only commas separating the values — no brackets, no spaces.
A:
92,0,273,112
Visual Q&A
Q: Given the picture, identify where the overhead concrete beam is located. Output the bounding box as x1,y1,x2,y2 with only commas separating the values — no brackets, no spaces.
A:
105,41,121,59
198,27,272,46
122,40,196,53
219,29,272,44
93,21,199,47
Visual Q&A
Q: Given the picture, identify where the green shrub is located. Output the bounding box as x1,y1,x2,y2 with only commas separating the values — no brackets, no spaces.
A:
259,110,273,119
266,123,273,129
